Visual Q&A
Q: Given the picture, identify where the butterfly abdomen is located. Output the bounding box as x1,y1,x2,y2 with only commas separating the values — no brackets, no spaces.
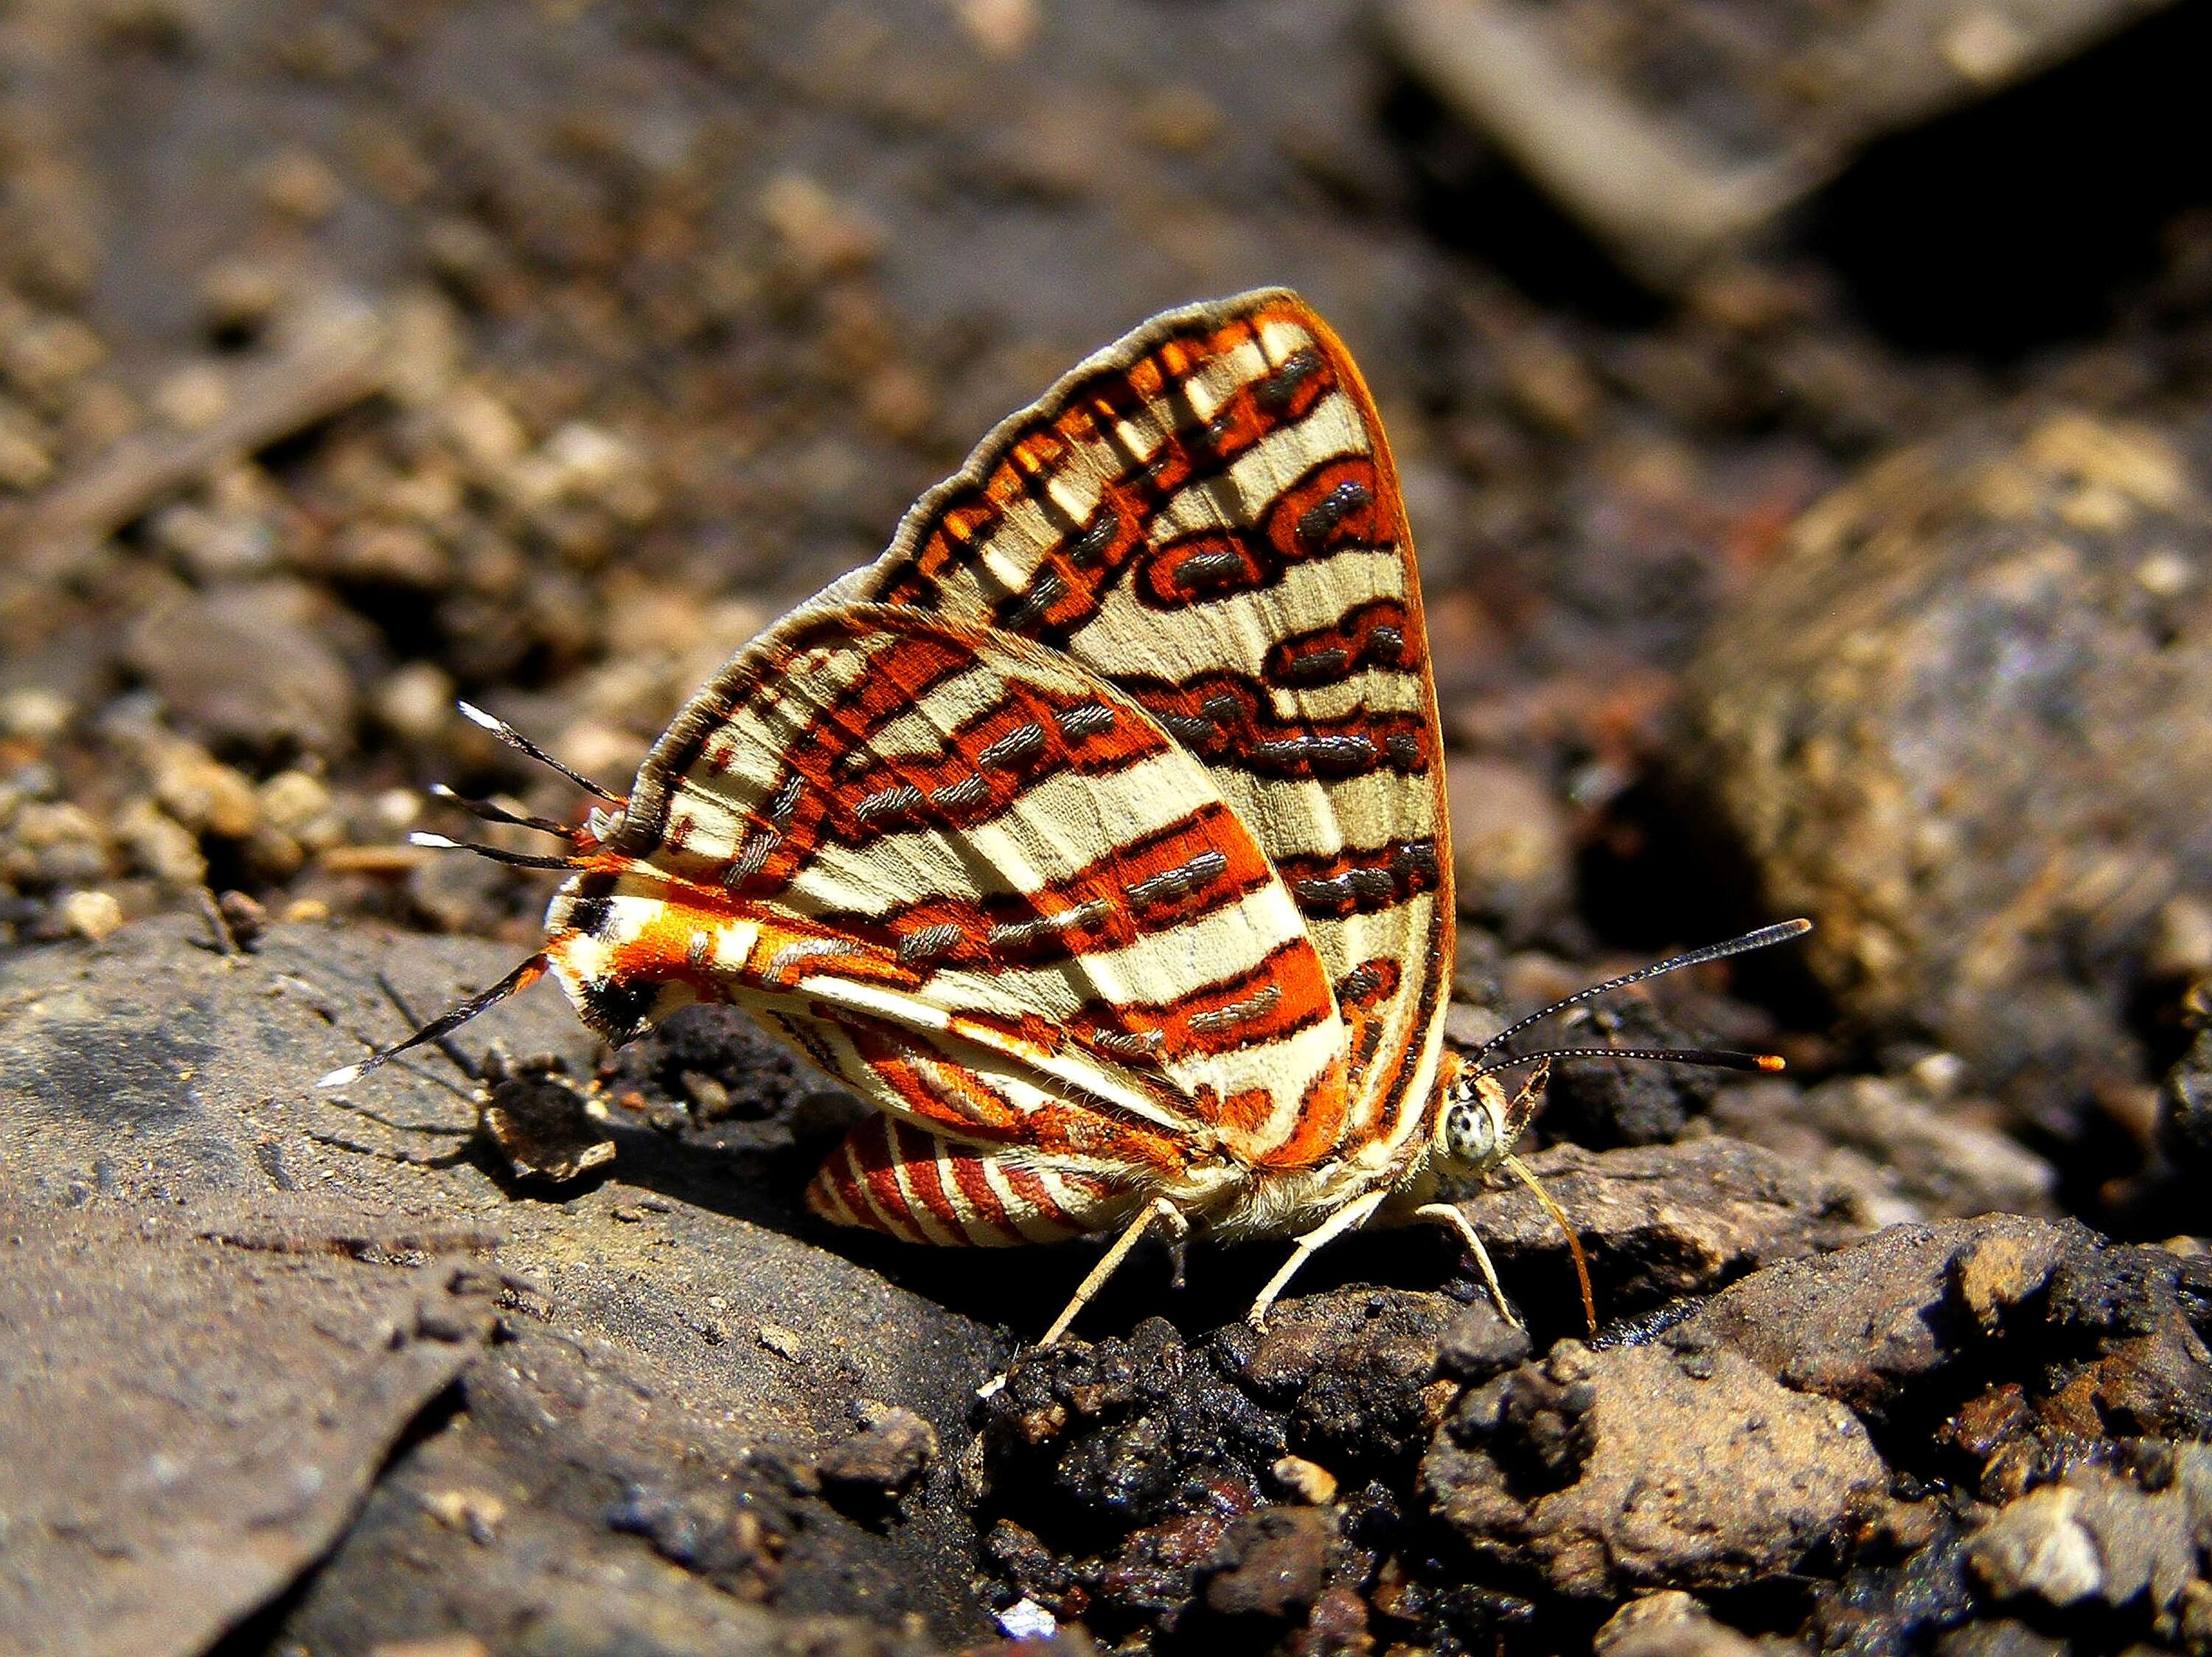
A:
806,1115,1138,1247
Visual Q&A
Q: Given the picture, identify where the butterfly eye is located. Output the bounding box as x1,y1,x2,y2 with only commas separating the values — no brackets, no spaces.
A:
1444,1101,1497,1167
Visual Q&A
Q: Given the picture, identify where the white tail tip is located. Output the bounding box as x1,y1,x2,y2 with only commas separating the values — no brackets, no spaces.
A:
456,700,503,732
317,1063,364,1089
408,832,462,849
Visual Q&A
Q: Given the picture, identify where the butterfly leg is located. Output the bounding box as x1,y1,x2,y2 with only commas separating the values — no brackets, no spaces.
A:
1037,1196,1188,1349
1411,1201,1522,1329
1245,1187,1391,1331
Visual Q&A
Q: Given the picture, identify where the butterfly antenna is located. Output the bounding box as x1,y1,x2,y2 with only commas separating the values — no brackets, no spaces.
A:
319,954,549,1088
1500,1150,1596,1335
1471,1043,1787,1082
456,701,624,804
408,832,576,871
1474,919,1812,1061
428,782,574,840
375,969,484,1083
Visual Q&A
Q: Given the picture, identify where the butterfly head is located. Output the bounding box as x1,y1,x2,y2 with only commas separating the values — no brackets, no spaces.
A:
1427,1060,1537,1176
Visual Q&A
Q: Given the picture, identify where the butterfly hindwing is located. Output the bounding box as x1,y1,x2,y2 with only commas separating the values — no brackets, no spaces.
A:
566,604,1354,1217
824,291,1455,1164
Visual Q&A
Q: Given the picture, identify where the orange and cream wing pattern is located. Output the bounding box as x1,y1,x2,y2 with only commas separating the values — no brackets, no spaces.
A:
559,605,1354,1243
830,290,1455,1166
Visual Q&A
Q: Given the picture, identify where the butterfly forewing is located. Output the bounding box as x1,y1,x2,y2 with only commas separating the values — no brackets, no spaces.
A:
576,605,1354,1232
833,291,1456,1164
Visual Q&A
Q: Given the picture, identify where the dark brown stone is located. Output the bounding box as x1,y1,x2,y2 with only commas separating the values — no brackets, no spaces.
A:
1422,1339,1887,1598
1199,1505,1335,1621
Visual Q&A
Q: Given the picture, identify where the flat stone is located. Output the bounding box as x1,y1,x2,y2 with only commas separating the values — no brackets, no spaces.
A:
125,579,364,758
1423,1340,1887,1598
1683,1217,2071,1425
1708,1075,2056,1228
0,915,1004,1652
1455,1135,1864,1319
0,1195,495,1657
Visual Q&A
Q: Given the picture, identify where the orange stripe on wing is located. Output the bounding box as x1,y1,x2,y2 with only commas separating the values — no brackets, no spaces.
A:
1120,669,1433,785
1092,937,1336,1059
847,802,1276,976
734,666,1175,898
1251,1057,1354,1172
879,305,1340,612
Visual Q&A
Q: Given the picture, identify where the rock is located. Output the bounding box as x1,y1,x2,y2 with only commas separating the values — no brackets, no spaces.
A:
1269,1455,1338,1506
1536,991,1728,1150
1197,1505,1334,1621
58,886,123,939
1812,1504,1980,1657
1446,754,1573,941
1683,1216,2212,1457
1436,1300,1535,1383
2160,1024,2212,1175
1707,1075,2057,1227
1966,1461,2206,1613
0,1194,498,1657
1381,0,2181,286
0,915,1004,1650
1236,1290,1461,1474
1454,1136,1863,1322
126,580,364,757
1681,1220,2058,1426
1594,1591,1790,1657
1678,409,2212,1136
974,1293,1460,1646
1933,1622,2068,1657
818,1403,939,1497
1422,1339,1887,1599
471,1054,614,1184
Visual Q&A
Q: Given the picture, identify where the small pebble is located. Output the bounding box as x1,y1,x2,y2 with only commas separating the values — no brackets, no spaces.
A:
0,420,53,490
954,0,1039,58
258,146,344,221
113,798,207,886
1271,1454,1338,1505
372,664,457,743
153,746,262,839
197,255,285,338
151,364,230,431
61,889,125,942
259,770,334,838
757,174,880,280
0,688,72,743
5,313,104,394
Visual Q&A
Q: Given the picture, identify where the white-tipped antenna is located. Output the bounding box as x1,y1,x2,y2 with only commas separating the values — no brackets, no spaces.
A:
428,782,573,838
318,954,549,1090
456,700,623,803
407,830,574,871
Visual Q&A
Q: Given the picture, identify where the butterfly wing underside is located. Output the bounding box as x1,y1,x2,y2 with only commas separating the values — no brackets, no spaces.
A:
827,291,1456,1163
575,605,1353,1243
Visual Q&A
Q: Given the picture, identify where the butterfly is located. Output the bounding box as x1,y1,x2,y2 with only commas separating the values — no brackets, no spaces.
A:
324,289,1806,1341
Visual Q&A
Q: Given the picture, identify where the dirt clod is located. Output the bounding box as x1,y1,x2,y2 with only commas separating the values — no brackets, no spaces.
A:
1424,1341,1887,1599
